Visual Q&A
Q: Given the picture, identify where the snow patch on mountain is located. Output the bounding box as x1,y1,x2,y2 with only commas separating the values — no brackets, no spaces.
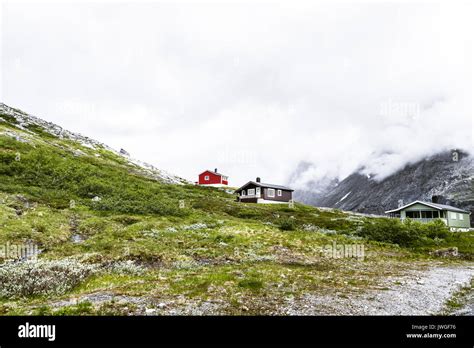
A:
338,191,351,203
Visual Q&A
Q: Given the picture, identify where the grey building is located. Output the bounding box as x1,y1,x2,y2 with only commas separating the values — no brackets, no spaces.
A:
234,177,294,204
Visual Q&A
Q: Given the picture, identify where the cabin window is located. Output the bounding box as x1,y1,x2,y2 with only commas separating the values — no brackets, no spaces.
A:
267,188,275,197
421,211,433,219
277,190,282,196
248,188,255,196
242,190,246,196
406,211,420,218
432,211,439,218
204,175,209,180
459,213,464,220
256,187,261,195
450,212,457,220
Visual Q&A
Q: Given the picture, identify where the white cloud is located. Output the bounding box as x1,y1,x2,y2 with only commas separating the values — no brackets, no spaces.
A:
1,0,472,187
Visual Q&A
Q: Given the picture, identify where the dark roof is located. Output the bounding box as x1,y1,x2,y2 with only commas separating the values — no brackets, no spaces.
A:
235,181,293,192
428,202,470,213
200,170,227,177
385,200,470,214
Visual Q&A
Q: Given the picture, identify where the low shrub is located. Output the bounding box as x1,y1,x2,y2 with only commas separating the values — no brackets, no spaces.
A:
107,260,146,276
0,259,98,298
278,218,296,231
238,278,263,291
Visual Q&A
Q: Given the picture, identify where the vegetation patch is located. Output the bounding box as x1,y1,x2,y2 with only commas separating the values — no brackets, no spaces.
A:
0,259,98,298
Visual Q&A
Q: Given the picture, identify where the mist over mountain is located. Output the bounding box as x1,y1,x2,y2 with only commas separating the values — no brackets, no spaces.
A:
292,150,474,224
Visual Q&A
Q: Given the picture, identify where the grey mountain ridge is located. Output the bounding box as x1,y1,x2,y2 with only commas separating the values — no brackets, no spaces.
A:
293,151,474,225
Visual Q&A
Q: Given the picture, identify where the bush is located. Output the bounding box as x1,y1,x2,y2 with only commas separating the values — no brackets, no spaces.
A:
0,259,98,298
423,219,450,239
278,218,296,231
358,218,451,247
238,278,263,291
358,218,419,246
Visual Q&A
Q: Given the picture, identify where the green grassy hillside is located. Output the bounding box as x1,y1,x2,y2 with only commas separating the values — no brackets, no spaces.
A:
0,105,472,315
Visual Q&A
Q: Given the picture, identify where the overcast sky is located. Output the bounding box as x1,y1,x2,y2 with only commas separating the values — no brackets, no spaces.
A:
1,0,472,188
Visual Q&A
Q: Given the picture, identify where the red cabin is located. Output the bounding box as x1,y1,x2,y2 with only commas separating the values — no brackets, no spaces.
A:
198,169,229,187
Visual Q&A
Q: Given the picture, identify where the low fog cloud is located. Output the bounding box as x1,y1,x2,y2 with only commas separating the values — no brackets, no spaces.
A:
1,1,472,187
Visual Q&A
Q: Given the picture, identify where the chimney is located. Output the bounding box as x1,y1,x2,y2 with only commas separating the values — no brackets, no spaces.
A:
398,199,404,208
256,177,261,183
214,168,218,173
432,195,446,204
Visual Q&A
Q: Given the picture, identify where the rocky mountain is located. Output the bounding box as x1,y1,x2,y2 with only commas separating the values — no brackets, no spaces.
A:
294,151,474,224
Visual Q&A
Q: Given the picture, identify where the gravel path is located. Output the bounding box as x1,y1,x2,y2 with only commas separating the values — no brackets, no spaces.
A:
42,263,474,316
279,264,474,315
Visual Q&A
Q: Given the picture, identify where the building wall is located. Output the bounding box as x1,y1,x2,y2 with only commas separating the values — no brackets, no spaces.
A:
404,203,442,212
236,184,293,203
262,188,292,202
237,183,260,195
446,211,471,228
401,205,445,219
198,171,224,185
400,203,471,228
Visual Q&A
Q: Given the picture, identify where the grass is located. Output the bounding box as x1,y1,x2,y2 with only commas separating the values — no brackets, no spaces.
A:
0,111,473,315
442,278,473,314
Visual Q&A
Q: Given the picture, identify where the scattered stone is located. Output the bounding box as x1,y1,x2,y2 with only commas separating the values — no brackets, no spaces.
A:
16,195,30,209
71,234,85,244
431,247,459,258
183,223,207,230
72,149,86,157
120,148,130,156
145,308,156,314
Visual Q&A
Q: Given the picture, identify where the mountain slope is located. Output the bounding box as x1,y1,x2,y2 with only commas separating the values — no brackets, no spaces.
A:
295,151,474,223
0,103,187,185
